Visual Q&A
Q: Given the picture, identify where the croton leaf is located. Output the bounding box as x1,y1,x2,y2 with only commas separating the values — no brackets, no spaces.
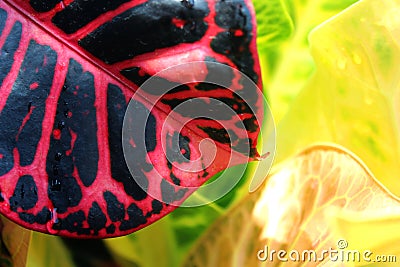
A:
0,0,264,238
182,144,400,267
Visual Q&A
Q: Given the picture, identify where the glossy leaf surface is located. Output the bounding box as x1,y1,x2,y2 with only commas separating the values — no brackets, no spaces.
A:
0,0,263,238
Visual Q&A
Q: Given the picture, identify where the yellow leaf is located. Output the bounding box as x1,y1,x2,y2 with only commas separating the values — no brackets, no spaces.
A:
182,144,400,266
332,212,400,264
0,216,31,267
275,0,400,196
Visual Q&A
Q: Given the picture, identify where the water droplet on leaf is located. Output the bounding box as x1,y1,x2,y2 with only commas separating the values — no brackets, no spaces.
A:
47,208,61,234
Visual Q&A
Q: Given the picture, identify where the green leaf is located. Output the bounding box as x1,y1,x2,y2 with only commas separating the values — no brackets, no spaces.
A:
105,216,176,267
275,0,400,196
26,233,74,267
257,0,359,122
253,0,294,50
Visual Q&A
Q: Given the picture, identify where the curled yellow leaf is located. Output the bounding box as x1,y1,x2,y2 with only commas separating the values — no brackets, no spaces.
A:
183,144,400,267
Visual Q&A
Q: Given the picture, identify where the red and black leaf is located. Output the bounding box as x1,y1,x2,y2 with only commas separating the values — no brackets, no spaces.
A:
0,0,264,238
